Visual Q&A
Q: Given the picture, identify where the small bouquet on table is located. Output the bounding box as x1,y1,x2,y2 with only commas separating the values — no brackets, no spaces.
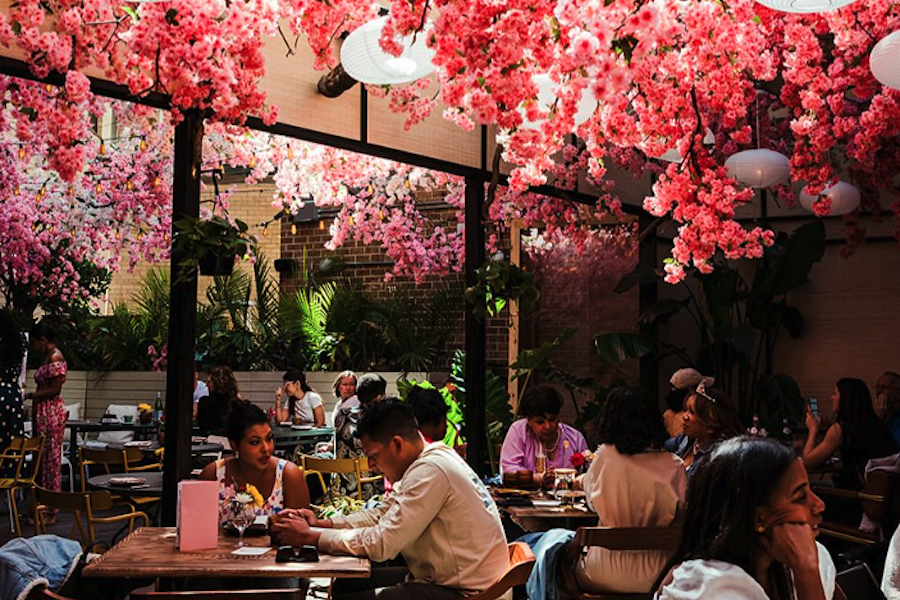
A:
224,483,264,547
570,449,593,474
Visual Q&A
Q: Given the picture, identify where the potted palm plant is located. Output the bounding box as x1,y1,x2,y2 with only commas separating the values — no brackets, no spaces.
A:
172,215,256,282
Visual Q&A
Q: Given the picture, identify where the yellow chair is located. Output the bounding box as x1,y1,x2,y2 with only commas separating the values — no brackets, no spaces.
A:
31,485,149,552
298,455,379,502
79,446,160,511
0,435,45,536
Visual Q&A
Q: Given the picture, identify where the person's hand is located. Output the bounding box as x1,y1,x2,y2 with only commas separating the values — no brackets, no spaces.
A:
271,513,313,546
758,507,819,572
805,407,820,432
876,391,889,419
275,387,283,405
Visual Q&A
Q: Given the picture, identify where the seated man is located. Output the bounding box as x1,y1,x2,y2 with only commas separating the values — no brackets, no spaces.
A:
273,399,509,600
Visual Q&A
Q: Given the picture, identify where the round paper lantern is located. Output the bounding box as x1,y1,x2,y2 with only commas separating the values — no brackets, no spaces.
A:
341,17,435,85
651,129,716,163
798,180,860,216
871,30,900,91
753,0,859,13
724,149,791,188
519,74,595,131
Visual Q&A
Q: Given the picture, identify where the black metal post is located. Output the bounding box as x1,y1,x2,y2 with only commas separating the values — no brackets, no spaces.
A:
464,176,487,475
638,213,659,402
161,109,203,526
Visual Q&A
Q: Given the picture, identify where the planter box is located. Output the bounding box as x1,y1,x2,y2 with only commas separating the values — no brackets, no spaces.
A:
24,370,430,422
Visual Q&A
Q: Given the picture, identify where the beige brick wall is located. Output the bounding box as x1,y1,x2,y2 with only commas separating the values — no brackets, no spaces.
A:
102,184,282,312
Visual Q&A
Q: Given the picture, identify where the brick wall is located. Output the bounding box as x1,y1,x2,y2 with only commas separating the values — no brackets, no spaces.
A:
101,184,282,311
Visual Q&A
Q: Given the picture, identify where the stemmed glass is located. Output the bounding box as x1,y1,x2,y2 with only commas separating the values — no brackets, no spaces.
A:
535,446,547,498
229,502,255,548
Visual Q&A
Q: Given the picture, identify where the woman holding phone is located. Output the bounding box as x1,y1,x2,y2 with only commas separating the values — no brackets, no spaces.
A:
804,378,895,490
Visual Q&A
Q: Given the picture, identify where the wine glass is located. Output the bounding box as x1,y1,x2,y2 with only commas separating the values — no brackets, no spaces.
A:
229,502,255,548
535,448,547,498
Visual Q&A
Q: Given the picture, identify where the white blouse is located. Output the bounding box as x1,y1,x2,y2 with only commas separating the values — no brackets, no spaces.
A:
655,541,836,600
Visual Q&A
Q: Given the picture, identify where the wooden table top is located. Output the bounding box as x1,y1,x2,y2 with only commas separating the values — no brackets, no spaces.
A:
82,527,371,579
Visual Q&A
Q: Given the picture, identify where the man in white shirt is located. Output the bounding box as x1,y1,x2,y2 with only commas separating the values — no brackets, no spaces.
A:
273,399,508,600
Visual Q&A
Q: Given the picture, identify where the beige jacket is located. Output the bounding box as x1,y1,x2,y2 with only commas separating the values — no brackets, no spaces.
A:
319,443,509,595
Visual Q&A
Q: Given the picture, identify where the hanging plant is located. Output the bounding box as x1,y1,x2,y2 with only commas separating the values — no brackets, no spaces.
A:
464,258,540,321
172,216,256,283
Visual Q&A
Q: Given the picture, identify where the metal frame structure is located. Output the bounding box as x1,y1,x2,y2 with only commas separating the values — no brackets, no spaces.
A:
0,56,657,525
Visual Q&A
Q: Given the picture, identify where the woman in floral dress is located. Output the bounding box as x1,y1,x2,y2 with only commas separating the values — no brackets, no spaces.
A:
0,311,26,478
199,400,309,522
24,321,67,524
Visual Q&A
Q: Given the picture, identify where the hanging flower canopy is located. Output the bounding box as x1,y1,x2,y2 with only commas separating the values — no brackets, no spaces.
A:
1,0,899,285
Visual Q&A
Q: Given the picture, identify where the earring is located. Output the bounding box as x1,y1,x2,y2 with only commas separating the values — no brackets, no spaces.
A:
756,525,765,533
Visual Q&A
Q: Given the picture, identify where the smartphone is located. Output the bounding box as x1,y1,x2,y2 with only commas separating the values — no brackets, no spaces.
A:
276,545,319,563
809,396,819,419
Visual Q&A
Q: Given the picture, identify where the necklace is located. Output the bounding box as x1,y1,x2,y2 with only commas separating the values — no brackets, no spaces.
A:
541,428,561,455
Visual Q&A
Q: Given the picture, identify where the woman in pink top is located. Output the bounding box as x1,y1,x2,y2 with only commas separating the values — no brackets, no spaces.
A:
500,385,588,487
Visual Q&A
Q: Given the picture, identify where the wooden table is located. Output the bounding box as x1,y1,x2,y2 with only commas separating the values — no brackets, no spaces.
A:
505,504,599,533
82,527,371,579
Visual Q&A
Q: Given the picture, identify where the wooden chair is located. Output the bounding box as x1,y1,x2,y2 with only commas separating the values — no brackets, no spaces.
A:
816,470,900,546
559,526,683,600
31,485,149,552
0,435,45,536
467,542,536,600
299,455,378,502
130,592,305,600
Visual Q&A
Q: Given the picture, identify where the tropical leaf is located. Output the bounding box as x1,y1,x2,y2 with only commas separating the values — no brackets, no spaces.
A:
593,332,655,363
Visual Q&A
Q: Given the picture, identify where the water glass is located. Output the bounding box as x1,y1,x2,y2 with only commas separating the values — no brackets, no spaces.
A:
553,468,577,506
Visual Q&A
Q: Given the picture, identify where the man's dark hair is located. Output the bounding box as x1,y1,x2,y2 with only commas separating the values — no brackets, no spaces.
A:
356,397,419,443
518,385,563,418
357,373,387,404
597,386,668,455
407,386,447,429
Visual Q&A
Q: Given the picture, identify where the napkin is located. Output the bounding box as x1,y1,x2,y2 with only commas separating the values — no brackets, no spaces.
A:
231,547,271,556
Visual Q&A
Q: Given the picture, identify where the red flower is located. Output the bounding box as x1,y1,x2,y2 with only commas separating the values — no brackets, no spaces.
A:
570,453,585,468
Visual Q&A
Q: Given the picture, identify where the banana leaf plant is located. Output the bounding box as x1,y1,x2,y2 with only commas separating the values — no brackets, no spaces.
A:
594,220,826,438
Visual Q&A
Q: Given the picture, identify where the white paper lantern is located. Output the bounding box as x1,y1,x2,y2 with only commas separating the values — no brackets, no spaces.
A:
753,0,859,13
798,180,860,215
724,149,791,188
341,17,435,85
871,30,900,90
518,75,595,131
652,128,716,163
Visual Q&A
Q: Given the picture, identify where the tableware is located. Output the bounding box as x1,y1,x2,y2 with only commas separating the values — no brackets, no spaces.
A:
231,546,271,556
552,468,577,506
228,503,255,548
531,499,562,508
124,440,152,448
108,476,147,486
279,421,293,426
291,424,313,430
502,472,519,488
492,488,531,497
292,417,303,426
535,448,547,497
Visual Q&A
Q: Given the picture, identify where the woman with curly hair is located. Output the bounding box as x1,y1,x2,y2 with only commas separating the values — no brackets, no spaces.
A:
573,385,688,594
196,366,242,436
0,311,26,476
